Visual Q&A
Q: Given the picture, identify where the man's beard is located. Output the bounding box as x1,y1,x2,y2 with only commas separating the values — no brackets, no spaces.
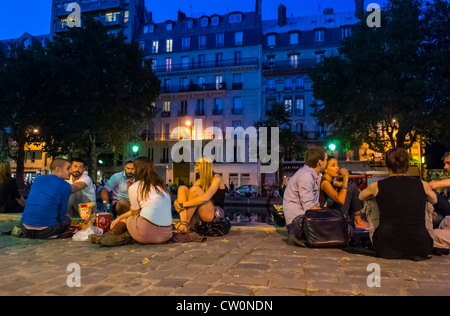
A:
72,171,81,178
126,173,134,179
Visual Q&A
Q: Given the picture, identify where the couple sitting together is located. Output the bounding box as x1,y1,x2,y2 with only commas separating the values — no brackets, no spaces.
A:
17,155,226,246
284,146,450,260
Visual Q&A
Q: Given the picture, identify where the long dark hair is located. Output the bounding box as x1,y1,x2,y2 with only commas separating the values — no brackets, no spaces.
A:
133,156,169,199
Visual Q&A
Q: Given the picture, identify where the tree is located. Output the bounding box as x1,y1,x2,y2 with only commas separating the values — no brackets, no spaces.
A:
43,17,160,180
255,102,307,183
310,0,449,153
0,40,50,188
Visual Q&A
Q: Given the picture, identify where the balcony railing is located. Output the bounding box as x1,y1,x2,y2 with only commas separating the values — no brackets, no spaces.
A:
160,82,226,94
153,57,258,73
262,58,317,71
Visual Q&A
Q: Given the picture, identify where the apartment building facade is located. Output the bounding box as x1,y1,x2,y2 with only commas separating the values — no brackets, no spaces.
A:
2,0,361,186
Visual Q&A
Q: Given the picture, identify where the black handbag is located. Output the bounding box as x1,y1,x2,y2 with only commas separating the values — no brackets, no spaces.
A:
195,218,231,237
303,208,350,248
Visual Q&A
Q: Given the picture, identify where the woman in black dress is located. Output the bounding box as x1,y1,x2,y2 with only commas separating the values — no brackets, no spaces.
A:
0,161,26,213
359,148,436,260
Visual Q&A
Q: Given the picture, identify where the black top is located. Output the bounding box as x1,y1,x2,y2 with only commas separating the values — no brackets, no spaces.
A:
0,178,21,213
211,188,226,210
319,178,340,209
373,176,433,260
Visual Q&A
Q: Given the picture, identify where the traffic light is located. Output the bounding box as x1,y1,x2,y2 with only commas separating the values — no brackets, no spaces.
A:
132,144,139,154
328,143,336,152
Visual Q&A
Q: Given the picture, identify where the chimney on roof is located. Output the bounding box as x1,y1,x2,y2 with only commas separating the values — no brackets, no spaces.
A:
354,0,364,18
255,0,262,16
278,4,287,26
177,9,186,21
323,7,334,15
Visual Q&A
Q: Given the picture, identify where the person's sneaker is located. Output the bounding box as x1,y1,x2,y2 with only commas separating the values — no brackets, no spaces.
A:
11,226,23,237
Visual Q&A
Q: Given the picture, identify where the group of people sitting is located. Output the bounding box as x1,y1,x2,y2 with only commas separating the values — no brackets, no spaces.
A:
4,145,450,260
284,146,450,260
11,156,226,246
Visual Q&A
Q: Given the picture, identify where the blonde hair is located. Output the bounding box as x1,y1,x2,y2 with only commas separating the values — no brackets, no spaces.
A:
0,161,12,184
196,157,214,192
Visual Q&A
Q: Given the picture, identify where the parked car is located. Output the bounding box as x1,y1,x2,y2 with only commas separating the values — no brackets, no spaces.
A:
236,185,259,198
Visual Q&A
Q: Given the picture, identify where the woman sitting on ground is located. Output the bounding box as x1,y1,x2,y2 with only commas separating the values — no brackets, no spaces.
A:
99,157,173,246
174,157,226,233
0,161,26,213
359,147,437,260
319,157,368,229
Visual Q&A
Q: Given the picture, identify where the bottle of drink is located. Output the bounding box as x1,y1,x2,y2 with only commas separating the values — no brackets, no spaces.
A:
99,201,107,213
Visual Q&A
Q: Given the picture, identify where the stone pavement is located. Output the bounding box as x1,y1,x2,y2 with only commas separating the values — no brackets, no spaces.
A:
1,213,450,296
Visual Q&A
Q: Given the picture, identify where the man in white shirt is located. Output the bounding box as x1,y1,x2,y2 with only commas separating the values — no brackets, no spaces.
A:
67,159,96,218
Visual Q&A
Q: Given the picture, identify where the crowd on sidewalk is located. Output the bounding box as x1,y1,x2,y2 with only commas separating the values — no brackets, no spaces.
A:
1,146,450,260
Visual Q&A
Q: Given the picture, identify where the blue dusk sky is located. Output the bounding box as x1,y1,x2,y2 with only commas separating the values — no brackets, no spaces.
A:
0,0,384,40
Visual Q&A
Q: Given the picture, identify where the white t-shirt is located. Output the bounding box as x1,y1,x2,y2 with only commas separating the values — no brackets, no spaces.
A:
128,181,172,226
67,172,97,203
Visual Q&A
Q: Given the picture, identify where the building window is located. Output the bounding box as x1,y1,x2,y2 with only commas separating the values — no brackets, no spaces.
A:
213,98,223,115
196,99,205,115
201,17,209,27
198,54,205,68
295,97,305,115
166,39,173,52
198,35,206,49
290,32,299,45
216,33,224,47
296,77,304,90
215,75,223,89
234,51,242,65
180,100,187,116
180,77,188,90
166,23,172,31
341,26,352,39
216,53,223,67
164,101,170,112
289,54,299,68
284,78,292,90
284,97,293,115
266,79,275,92
187,19,193,29
165,58,172,71
124,10,129,23
232,97,242,114
151,40,159,54
151,59,157,71
144,24,154,33
229,13,242,23
232,73,243,90
211,16,219,25
267,35,276,47
315,29,325,42
182,37,190,50
234,32,243,46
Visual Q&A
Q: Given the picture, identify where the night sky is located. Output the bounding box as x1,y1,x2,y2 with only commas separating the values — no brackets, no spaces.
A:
0,0,377,40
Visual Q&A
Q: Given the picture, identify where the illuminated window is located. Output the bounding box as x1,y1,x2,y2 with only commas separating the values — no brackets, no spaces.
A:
152,40,159,53
166,39,173,52
166,58,172,71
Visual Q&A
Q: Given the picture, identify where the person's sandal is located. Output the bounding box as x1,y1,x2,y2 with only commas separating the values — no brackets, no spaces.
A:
175,221,190,233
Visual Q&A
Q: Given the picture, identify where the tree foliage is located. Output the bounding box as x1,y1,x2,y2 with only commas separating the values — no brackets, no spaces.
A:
310,0,450,152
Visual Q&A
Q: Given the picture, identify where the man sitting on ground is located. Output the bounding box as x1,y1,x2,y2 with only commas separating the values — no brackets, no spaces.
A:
429,152,450,218
18,158,72,239
67,158,96,218
101,159,134,217
283,146,328,246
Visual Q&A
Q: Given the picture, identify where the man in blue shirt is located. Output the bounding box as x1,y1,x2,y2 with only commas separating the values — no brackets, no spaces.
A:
19,158,73,239
101,159,134,217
